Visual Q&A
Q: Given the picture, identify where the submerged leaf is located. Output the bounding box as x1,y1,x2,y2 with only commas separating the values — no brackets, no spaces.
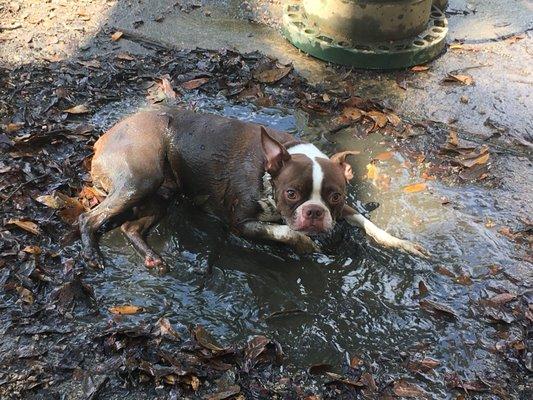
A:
403,182,427,193
393,379,427,398
182,77,209,90
253,66,292,84
109,305,144,315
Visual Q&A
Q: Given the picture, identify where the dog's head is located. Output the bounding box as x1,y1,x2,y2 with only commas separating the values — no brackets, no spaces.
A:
261,127,358,235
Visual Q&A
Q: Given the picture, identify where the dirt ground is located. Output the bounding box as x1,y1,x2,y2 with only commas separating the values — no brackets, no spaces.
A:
1,1,532,399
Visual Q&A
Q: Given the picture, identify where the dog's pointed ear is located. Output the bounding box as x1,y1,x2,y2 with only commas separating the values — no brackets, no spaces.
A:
261,126,290,174
330,150,360,181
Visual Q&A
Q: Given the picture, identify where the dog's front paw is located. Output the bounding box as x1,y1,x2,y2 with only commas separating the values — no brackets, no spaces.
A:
397,240,430,258
293,234,320,254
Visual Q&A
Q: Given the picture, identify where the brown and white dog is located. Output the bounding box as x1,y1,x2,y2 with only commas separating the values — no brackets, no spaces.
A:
79,107,427,270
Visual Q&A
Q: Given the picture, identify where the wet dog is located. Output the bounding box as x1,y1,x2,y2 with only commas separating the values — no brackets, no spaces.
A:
79,107,427,270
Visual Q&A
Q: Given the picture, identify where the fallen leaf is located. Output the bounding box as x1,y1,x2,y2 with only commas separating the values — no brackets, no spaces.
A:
6,122,24,133
184,375,200,391
16,286,34,304
325,372,365,388
386,112,402,127
192,325,225,352
308,363,335,375
181,77,209,90
418,280,429,296
374,151,394,161
419,299,458,318
392,379,427,398
153,317,180,341
6,219,41,235
365,163,379,181
349,355,364,368
253,66,292,84
444,73,474,86
488,293,517,305
342,106,364,121
206,385,241,400
411,65,430,72
409,357,441,372
403,182,427,193
366,110,388,129
64,104,90,114
109,305,144,315
359,372,378,392
111,31,123,41
22,245,42,255
454,274,473,286
160,77,176,99
116,52,135,61
458,152,489,168
448,130,459,146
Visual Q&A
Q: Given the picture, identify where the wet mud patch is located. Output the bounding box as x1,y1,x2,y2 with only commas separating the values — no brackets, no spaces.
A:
1,45,531,399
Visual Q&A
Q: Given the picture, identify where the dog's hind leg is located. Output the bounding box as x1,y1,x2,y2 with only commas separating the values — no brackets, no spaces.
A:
120,194,170,272
79,187,145,268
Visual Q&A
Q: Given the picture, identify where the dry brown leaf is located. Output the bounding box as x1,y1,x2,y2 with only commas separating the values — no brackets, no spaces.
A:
418,280,429,296
454,274,473,286
111,31,123,41
403,182,427,193
109,305,144,315
459,152,489,168
253,66,292,84
116,52,135,61
444,73,474,86
22,245,42,255
386,112,402,127
448,130,459,146
374,151,394,161
160,77,176,99
393,379,427,398
488,293,517,305
436,266,456,278
349,355,364,368
6,219,41,235
64,104,90,114
411,65,430,72
342,107,365,121
16,286,34,304
181,77,209,90
366,110,388,129
6,122,24,133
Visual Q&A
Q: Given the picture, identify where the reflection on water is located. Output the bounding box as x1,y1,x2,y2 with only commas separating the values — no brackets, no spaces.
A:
87,96,528,397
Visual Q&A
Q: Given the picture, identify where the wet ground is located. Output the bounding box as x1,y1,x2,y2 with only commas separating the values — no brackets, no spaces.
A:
1,0,532,399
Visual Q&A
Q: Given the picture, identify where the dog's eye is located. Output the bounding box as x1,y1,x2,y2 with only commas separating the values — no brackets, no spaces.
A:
330,193,342,203
286,189,299,200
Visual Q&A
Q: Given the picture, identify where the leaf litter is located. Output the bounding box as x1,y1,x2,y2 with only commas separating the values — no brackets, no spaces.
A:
0,22,528,399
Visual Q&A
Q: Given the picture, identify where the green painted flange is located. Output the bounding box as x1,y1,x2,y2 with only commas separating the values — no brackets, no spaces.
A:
282,1,448,70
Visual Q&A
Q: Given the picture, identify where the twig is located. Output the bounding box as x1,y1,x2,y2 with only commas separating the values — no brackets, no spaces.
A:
116,28,179,51
4,174,47,202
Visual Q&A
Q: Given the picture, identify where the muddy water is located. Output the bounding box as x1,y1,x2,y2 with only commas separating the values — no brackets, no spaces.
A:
88,97,530,397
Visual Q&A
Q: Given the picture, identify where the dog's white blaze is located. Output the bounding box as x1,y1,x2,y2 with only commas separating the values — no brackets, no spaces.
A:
288,143,328,203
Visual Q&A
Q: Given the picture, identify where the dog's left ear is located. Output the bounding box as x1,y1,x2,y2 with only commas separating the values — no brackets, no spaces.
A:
330,151,360,181
261,127,291,175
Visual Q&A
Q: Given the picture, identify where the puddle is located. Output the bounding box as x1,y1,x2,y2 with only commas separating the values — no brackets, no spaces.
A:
87,96,529,397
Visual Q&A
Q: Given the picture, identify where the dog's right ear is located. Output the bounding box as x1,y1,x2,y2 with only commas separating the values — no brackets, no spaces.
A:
261,126,290,174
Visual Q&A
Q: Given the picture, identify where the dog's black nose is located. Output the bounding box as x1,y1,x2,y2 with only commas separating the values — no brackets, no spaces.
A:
305,205,324,219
